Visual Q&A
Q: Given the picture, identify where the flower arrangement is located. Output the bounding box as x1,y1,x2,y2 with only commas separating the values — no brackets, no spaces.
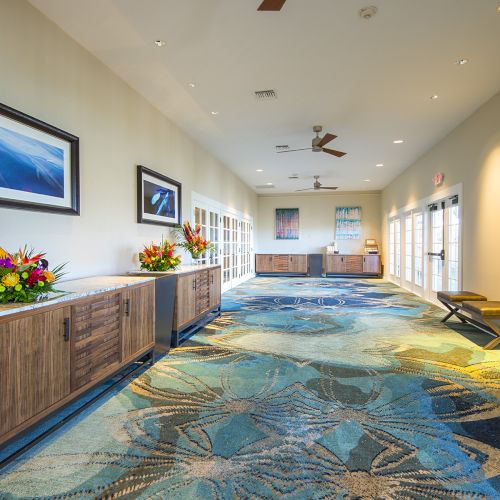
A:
175,222,214,259
139,239,181,272
0,246,66,304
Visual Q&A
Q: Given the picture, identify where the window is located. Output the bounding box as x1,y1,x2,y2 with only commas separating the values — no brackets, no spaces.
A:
414,213,424,287
394,219,401,278
448,204,460,290
389,221,395,275
405,214,412,282
431,209,443,292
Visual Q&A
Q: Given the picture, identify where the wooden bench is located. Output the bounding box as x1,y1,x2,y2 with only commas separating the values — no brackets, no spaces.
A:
437,291,500,350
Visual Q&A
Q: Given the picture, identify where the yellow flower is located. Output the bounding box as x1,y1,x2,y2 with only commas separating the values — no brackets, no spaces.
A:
0,247,7,259
43,271,55,283
2,273,20,287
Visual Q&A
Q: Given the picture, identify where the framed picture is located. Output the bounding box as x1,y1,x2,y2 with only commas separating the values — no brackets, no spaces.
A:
275,208,299,240
0,102,79,215
335,206,362,240
137,165,182,227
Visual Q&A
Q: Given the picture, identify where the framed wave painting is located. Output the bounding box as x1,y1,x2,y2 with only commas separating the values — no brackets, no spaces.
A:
0,102,80,214
137,165,182,227
335,206,362,240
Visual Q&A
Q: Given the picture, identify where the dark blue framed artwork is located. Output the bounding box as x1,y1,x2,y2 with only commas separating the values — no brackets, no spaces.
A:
0,102,79,215
137,165,182,227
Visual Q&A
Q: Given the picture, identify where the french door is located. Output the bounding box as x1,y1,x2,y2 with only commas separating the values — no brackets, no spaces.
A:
193,205,220,265
426,197,461,302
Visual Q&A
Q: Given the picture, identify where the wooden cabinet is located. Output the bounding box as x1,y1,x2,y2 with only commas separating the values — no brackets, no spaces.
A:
121,283,155,363
326,254,381,275
209,267,221,309
0,307,71,438
255,254,273,273
326,255,346,273
363,255,382,274
0,279,155,446
174,274,196,329
172,266,222,341
255,254,308,274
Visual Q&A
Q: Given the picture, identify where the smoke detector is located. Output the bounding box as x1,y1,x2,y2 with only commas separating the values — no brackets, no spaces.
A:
359,6,378,19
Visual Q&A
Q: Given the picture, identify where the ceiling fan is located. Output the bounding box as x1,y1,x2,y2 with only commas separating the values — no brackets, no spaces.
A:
277,126,347,158
258,0,287,11
296,176,338,192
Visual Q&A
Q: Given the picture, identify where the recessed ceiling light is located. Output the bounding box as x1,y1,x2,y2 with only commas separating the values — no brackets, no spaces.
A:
154,40,166,47
376,163,384,167
188,82,196,88
393,139,404,144
455,58,469,65
211,111,219,115
363,179,371,182
266,182,273,185
430,95,439,100
256,169,264,172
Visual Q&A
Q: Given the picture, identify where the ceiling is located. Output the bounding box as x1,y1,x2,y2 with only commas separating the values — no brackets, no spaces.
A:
30,0,500,194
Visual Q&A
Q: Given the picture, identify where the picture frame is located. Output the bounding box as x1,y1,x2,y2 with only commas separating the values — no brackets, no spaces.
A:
0,102,80,215
137,165,182,227
275,208,299,240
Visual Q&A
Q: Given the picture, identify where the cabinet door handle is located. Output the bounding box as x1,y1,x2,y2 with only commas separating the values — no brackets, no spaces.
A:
124,298,131,317
211,274,214,284
193,278,196,290
63,317,71,342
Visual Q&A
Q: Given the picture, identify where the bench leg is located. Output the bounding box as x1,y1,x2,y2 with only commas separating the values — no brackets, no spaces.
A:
440,301,466,323
482,318,500,350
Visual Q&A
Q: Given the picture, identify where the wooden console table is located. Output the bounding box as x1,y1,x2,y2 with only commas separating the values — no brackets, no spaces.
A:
255,254,308,275
0,276,155,451
325,254,381,276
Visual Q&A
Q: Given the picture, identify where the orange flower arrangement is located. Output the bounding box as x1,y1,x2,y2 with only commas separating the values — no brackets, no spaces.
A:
139,239,181,271
175,222,214,259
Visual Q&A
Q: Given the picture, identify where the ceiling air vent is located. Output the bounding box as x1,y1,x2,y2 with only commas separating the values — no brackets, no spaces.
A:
275,145,289,151
254,89,278,100
255,184,275,189
288,174,299,179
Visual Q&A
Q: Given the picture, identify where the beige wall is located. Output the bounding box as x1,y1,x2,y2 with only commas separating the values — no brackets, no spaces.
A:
256,192,381,254
382,91,500,298
0,0,257,279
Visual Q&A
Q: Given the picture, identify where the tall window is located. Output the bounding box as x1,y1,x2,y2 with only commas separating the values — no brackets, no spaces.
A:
389,221,395,275
405,214,413,282
414,213,424,287
448,204,460,290
394,219,401,278
431,209,444,292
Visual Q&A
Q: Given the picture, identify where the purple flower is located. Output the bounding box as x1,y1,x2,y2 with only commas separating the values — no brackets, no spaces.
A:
0,258,13,269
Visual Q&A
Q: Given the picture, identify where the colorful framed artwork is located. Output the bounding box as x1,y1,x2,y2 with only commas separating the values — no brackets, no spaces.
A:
0,102,80,215
335,206,362,240
137,165,182,227
275,208,299,240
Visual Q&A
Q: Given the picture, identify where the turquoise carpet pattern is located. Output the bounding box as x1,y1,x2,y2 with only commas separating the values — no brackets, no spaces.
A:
0,277,499,498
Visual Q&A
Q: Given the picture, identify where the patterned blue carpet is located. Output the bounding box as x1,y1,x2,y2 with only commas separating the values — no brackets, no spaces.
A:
0,277,499,498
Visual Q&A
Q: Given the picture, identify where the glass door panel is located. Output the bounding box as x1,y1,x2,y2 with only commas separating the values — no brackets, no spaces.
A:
405,214,413,284
413,212,424,291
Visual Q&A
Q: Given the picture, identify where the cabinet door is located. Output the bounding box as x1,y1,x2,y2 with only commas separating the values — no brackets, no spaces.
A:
195,270,210,316
256,254,273,273
272,254,289,272
363,255,381,274
174,274,196,329
122,283,155,362
326,255,346,273
209,267,221,309
289,254,308,273
0,307,71,437
345,256,363,273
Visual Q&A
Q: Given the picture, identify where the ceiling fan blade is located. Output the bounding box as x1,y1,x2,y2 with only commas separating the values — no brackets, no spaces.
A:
319,186,339,190
295,188,315,192
316,133,337,148
258,0,286,11
277,148,312,153
322,148,347,157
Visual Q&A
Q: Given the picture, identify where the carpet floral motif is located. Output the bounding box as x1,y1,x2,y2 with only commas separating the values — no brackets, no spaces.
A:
0,277,499,499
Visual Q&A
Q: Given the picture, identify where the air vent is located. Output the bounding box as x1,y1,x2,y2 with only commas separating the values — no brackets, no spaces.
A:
255,184,275,189
254,89,278,100
275,145,289,151
288,174,299,179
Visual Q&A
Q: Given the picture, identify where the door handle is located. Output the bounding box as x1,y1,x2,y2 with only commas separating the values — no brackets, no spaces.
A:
124,298,131,317
427,249,445,260
193,278,197,290
63,317,71,342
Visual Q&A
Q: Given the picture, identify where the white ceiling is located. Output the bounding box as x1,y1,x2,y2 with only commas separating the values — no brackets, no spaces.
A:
30,0,500,193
